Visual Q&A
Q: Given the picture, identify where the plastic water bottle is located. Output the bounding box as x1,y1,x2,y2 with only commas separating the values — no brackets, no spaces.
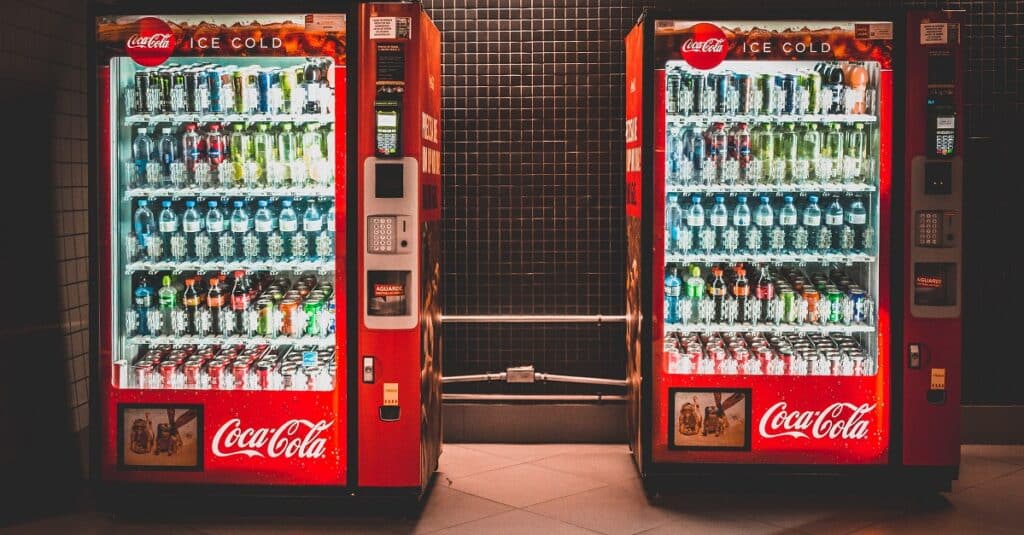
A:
272,199,297,260
779,195,799,253
132,127,154,186
846,197,870,252
732,195,751,253
157,127,178,180
230,200,250,261
181,123,201,174
133,199,155,259
303,201,323,259
709,195,729,253
689,195,712,254
158,275,177,336
202,201,224,262
324,204,336,258
134,278,154,336
158,200,178,261
665,193,684,253
752,195,773,254
824,197,844,252
665,267,681,324
182,200,202,260
254,200,274,260
801,195,822,253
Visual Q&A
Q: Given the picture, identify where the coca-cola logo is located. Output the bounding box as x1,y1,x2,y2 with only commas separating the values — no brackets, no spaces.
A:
211,418,333,459
126,17,175,67
758,402,876,440
681,23,729,70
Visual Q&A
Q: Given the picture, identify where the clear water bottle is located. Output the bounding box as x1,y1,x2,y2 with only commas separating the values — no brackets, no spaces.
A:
844,123,867,182
751,123,774,184
779,195,799,253
132,199,155,260
798,123,820,183
203,200,225,262
301,123,325,184
822,122,844,183
181,123,201,177
801,195,822,253
325,204,336,258
253,123,276,186
158,200,179,261
665,193,684,253
665,267,681,324
688,195,711,254
254,200,274,260
777,123,798,185
182,200,202,260
132,127,155,186
157,127,178,181
277,199,298,260
302,201,323,259
752,195,773,254
278,123,298,184
230,200,250,261
846,197,870,253
732,195,751,253
824,197,844,252
709,195,729,253
666,126,683,184
709,122,728,184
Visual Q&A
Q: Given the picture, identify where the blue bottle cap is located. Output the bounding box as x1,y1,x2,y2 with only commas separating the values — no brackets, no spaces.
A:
282,199,292,207
258,200,268,207
208,200,218,208
185,200,195,207
692,195,701,203
161,200,171,208
784,195,794,203
759,195,770,203
808,195,818,203
737,195,747,203
138,199,148,206
233,200,244,207
715,195,724,203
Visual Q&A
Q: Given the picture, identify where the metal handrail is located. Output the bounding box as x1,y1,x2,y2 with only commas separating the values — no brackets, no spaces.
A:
441,314,626,323
443,394,627,402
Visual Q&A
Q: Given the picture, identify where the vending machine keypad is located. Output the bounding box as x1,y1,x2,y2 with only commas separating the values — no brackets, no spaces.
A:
367,215,397,253
916,211,941,247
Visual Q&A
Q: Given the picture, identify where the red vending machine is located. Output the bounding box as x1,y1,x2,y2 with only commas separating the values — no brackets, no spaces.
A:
625,11,964,490
90,3,441,499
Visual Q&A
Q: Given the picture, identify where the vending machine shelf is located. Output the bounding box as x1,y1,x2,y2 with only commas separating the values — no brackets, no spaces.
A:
127,334,335,346
125,260,334,274
665,252,875,264
123,113,332,126
666,183,876,194
124,186,336,200
664,322,875,335
666,113,878,126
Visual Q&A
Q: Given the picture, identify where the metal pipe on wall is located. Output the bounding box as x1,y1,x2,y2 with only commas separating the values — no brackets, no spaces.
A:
441,315,627,323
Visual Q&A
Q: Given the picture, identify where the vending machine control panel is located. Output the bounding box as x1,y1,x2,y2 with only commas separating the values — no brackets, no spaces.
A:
374,88,402,157
363,158,418,330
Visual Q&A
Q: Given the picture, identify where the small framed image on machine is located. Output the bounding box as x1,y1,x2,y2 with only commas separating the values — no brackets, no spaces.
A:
669,388,751,451
118,404,203,471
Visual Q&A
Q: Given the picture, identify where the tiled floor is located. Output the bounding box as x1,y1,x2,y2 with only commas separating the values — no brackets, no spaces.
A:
6,444,1024,534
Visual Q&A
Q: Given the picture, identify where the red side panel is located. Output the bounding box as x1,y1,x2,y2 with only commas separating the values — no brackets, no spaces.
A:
624,22,645,471
901,11,964,468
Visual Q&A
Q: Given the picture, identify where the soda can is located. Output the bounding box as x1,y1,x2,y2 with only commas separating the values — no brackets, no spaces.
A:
827,289,843,323
232,69,245,114
279,67,296,112
183,361,201,387
666,69,680,114
134,71,149,114
232,361,250,388
735,73,752,114
781,74,797,114
256,299,273,336
712,73,729,114
691,73,706,115
208,67,223,113
849,288,866,322
256,361,272,389
257,69,272,114
781,289,797,323
757,73,774,114
803,289,820,323
184,69,199,113
159,361,177,388
807,71,821,114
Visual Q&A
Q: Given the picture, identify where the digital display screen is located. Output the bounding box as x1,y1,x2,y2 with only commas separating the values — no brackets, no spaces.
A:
928,51,954,85
367,271,409,316
375,163,404,198
914,262,957,306
377,112,397,129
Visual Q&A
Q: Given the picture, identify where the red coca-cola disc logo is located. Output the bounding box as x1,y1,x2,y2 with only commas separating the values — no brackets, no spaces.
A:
126,17,175,67
680,22,729,70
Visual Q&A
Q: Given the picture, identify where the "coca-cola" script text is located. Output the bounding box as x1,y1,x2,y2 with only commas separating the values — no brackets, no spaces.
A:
212,418,333,459
758,402,876,440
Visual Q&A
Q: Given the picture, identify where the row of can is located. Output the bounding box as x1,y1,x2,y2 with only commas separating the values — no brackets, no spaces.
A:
666,331,874,376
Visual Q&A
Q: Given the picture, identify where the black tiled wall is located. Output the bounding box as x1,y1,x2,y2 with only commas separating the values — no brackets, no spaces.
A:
424,1,1024,401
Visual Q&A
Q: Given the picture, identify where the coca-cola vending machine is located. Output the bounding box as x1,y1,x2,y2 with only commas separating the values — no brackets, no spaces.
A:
90,3,442,499
625,10,964,489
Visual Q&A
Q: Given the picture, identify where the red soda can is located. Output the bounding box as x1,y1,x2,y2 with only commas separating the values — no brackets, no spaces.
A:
159,361,177,388
208,360,226,389
133,362,152,388
113,360,127,388
256,361,272,389
232,361,249,389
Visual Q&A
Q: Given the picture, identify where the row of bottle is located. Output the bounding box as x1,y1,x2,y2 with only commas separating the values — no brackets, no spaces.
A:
130,272,334,338
129,122,333,188
665,194,873,255
128,60,333,116
664,264,872,326
666,122,876,185
665,62,874,117
129,198,334,263
122,343,335,391
665,331,875,376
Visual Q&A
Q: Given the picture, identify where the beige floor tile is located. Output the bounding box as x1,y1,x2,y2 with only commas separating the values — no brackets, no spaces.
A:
431,509,601,535
188,516,411,535
449,463,607,508
532,450,641,486
411,485,512,534
526,484,682,535
952,455,1024,493
637,514,798,535
456,443,583,463
436,444,523,479
962,445,1024,466
725,493,901,535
